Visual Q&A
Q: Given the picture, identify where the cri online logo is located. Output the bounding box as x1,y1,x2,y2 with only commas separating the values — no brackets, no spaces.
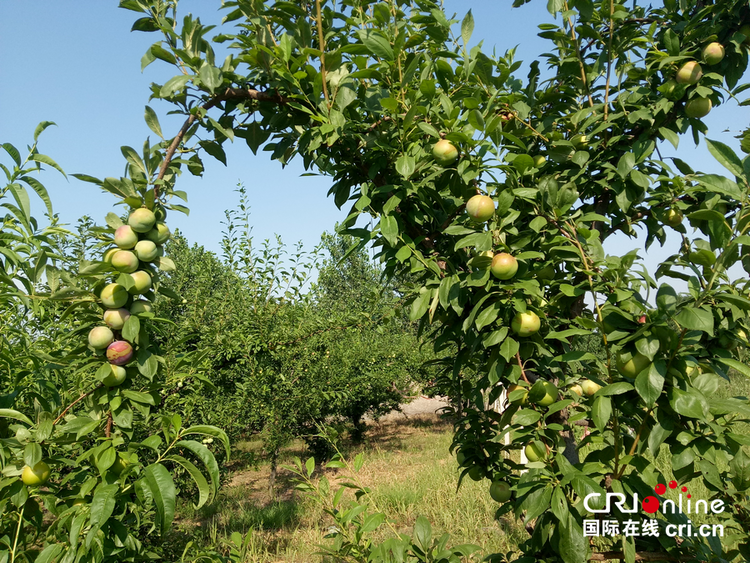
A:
583,480,725,515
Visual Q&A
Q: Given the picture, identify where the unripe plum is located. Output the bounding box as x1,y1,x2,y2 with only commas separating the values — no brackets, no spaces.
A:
616,351,651,378
103,248,118,263
432,139,458,166
466,195,495,222
134,240,159,262
103,308,131,330
128,271,152,295
154,206,167,221
145,222,170,245
88,326,114,349
511,311,541,337
128,208,156,233
491,253,518,280
22,461,51,486
685,97,712,118
665,208,683,227
702,42,725,65
130,300,153,315
100,284,129,309
114,225,138,249
675,61,702,84
111,250,139,273
107,341,134,366
102,364,127,387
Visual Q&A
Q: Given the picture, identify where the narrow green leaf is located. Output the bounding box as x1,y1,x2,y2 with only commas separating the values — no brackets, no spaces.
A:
142,463,176,535
144,106,164,138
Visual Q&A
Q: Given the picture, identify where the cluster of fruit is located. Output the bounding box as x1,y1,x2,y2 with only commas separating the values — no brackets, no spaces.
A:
88,206,170,387
665,41,727,118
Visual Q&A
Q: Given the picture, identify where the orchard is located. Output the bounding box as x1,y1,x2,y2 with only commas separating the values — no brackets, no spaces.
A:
4,0,750,562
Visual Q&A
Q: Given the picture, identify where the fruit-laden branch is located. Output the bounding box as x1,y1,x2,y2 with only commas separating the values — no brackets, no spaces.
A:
156,87,295,185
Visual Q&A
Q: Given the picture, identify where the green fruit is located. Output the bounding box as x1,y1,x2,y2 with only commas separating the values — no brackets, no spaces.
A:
154,206,167,222
702,42,725,65
111,250,139,273
533,155,546,168
740,24,750,44
22,461,51,486
511,311,541,337
88,326,114,349
101,365,127,387
525,442,545,463
130,300,153,315
536,381,558,407
103,308,131,330
134,240,159,262
580,379,601,396
145,222,170,245
103,248,118,263
660,79,682,100
110,455,130,476
570,384,583,396
616,351,651,378
432,139,459,166
100,284,128,309
490,481,512,503
685,97,712,118
571,134,588,148
114,225,138,249
491,253,518,280
675,61,702,85
468,466,484,481
466,195,495,222
719,333,738,350
128,208,156,233
507,384,529,405
128,271,152,295
665,208,683,227
456,451,467,466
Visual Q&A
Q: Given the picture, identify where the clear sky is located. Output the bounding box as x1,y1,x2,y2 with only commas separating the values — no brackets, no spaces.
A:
1,1,747,288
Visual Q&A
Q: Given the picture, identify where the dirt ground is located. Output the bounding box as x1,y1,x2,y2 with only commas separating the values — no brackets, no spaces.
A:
374,395,451,422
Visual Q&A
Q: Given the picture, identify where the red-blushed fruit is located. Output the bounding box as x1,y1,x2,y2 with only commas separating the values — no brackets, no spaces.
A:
103,308,131,330
128,271,152,295
107,341,134,366
702,42,725,65
100,283,129,309
130,300,153,315
490,481,512,503
675,61,702,84
111,250,139,273
525,442,545,463
580,379,601,396
114,225,138,249
134,240,159,262
128,208,156,233
511,311,541,337
638,314,647,324
665,208,683,227
432,139,459,166
22,461,51,486
685,97,712,118
491,253,519,280
535,381,558,407
101,365,127,387
88,326,114,349
616,351,651,378
466,195,495,222
145,222,170,245
507,384,528,405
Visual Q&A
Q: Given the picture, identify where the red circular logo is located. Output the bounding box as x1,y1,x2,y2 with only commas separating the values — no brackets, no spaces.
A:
642,496,660,514
668,480,678,489
654,483,666,495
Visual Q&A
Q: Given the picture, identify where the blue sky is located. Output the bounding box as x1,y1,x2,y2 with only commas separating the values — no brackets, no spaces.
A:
1,1,747,285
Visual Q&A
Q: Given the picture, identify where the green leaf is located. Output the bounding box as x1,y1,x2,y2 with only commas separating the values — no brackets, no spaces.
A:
122,315,140,344
33,121,56,142
716,357,750,379
164,454,211,507
617,153,635,179
35,544,64,563
380,215,398,247
182,425,231,461
461,10,474,46
142,463,176,535
731,448,750,491
87,483,119,544
144,106,164,138
395,154,415,179
0,409,33,426
413,515,432,550
674,306,714,335
160,75,191,98
558,512,587,563
356,29,394,61
174,440,221,501
410,290,432,321
30,153,66,178
706,139,744,178
154,256,176,272
198,63,223,93
635,361,665,406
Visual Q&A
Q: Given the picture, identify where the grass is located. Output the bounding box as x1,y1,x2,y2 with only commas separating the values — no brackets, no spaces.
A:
164,373,750,562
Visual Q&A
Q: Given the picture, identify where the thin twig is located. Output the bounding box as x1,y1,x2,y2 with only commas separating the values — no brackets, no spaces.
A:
315,0,330,108
53,390,94,425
